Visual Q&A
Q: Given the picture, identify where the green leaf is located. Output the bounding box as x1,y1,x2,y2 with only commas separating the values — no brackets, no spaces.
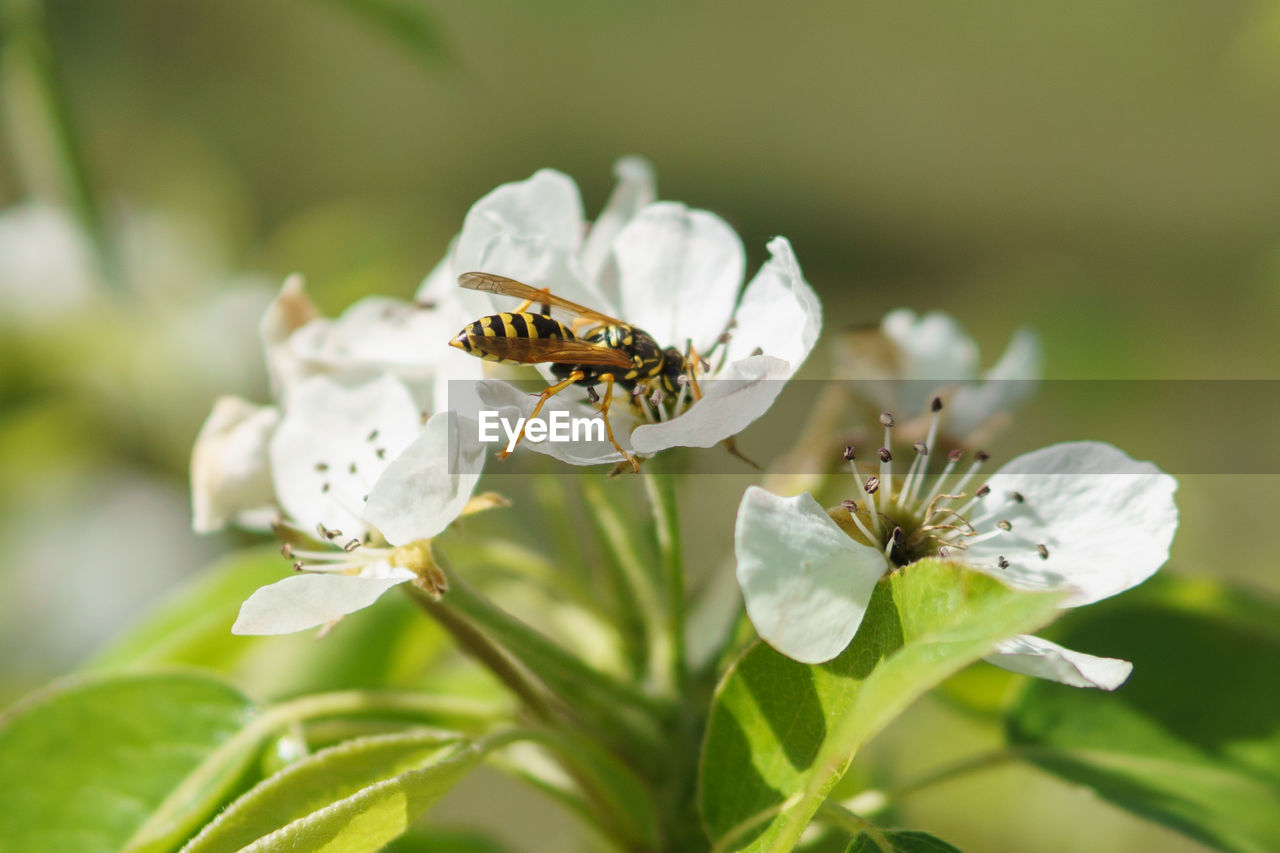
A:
0,671,260,853
187,728,520,853
698,559,1062,852
1006,599,1280,853
845,829,963,852
181,729,468,853
88,548,448,699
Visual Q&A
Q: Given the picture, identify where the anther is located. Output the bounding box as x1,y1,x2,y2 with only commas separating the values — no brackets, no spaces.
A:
842,446,856,461
718,331,732,344
366,429,379,442
750,346,763,356
349,462,358,475
976,451,991,463
343,539,361,553
1037,544,1050,560
879,412,895,428
892,526,905,547
321,482,331,493
315,462,329,472
997,519,1012,531
317,522,329,538
840,499,859,512
975,485,990,498
280,543,293,558
997,556,1010,569
586,386,600,404
938,547,950,558
376,448,387,460
1010,491,1025,503
293,562,304,572
649,390,663,407
931,396,943,412
864,476,880,494
420,411,430,424
913,440,928,456
877,447,892,463
413,298,437,310
948,449,963,462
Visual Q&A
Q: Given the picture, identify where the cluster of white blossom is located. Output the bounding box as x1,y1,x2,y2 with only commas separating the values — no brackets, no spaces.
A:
193,158,1178,690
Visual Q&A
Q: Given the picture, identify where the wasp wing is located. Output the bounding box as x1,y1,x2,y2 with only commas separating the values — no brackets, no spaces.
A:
464,335,634,368
458,272,626,327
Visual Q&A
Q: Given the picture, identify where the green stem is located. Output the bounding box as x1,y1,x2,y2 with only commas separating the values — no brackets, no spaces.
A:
644,469,687,692
402,582,558,722
423,552,667,769
582,477,669,693
0,0,119,291
816,801,891,851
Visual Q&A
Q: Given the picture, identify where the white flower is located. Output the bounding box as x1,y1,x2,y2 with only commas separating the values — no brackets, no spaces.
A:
262,273,485,414
190,396,281,534
444,160,822,466
229,374,487,635
192,292,493,631
734,403,1178,689
836,309,1041,443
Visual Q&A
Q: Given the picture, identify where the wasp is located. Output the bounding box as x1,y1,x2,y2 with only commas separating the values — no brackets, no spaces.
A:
449,272,706,472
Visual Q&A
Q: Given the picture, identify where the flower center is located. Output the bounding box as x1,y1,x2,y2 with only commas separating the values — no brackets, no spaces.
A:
273,517,393,575
833,398,1044,571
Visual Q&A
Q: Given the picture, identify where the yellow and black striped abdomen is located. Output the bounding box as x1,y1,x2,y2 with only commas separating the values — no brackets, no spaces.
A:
451,312,573,363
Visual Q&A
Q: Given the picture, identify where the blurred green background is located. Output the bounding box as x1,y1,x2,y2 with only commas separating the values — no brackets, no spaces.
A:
2,1,1278,850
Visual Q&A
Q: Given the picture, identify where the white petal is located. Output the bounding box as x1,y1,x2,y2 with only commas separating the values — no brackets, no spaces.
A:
231,567,415,635
876,309,980,418
472,380,629,465
259,274,320,397
285,296,483,409
580,156,657,299
364,411,485,544
452,169,604,306
724,236,822,375
190,396,280,533
613,202,745,352
986,634,1133,690
269,374,424,539
947,327,1042,438
630,355,789,454
965,441,1179,606
735,487,888,664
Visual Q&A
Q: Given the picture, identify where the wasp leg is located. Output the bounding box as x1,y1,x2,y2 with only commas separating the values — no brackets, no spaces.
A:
511,287,555,315
498,370,585,459
684,340,705,402
598,373,640,473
